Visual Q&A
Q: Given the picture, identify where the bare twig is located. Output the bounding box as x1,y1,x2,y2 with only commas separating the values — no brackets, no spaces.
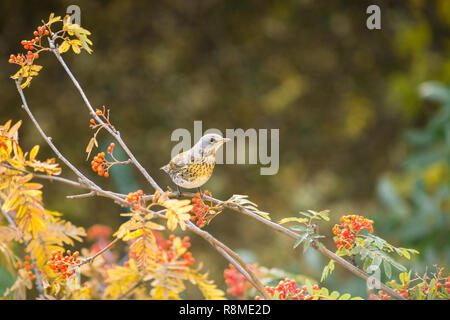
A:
15,80,94,188
50,39,162,193
79,237,120,266
66,191,96,199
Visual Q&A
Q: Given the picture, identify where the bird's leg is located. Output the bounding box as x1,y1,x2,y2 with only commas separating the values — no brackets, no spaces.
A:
197,187,203,199
176,185,182,198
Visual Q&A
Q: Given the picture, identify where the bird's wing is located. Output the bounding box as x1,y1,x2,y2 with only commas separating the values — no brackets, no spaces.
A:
166,151,191,172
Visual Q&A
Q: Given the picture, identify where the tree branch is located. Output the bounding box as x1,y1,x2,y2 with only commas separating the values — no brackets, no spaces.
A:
49,40,162,193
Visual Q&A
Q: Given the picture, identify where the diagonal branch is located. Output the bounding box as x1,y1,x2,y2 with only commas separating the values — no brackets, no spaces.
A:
49,38,162,193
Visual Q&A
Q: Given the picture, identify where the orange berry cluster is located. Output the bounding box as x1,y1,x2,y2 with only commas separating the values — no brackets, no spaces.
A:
9,25,49,65
377,290,391,300
224,263,260,299
47,249,81,280
160,235,194,266
332,215,374,249
125,235,195,268
16,255,36,281
255,279,320,300
91,152,110,177
107,142,115,153
126,190,144,210
190,190,212,226
8,51,38,65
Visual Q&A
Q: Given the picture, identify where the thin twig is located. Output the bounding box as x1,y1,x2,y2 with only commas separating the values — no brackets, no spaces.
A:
66,191,96,199
50,40,162,193
118,280,144,300
79,237,120,266
15,80,93,188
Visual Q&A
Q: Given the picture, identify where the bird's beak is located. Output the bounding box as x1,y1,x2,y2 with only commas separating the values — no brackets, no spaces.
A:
222,138,231,143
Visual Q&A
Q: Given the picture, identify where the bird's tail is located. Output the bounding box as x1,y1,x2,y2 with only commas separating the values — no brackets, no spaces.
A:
160,164,169,173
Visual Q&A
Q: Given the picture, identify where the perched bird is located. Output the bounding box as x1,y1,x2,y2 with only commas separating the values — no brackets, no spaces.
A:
161,133,230,195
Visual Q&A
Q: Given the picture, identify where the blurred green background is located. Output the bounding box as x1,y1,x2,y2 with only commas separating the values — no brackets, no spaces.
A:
0,0,449,298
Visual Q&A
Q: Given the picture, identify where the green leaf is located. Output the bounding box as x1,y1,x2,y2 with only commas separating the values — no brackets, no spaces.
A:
371,255,382,269
289,225,306,232
399,248,411,260
399,271,411,285
383,260,392,279
279,217,308,225
298,211,313,218
363,257,372,271
390,260,407,272
293,233,308,249
320,260,335,282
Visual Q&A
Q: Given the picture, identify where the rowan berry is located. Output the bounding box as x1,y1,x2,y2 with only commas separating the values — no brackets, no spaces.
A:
333,215,373,249
224,263,261,299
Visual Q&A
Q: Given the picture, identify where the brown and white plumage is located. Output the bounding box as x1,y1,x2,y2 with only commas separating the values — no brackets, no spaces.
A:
161,133,230,189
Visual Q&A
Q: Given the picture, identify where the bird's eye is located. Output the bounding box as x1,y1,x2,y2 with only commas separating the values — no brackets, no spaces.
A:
210,138,215,143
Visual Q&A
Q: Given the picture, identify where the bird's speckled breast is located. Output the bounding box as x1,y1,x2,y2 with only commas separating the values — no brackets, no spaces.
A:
170,155,216,188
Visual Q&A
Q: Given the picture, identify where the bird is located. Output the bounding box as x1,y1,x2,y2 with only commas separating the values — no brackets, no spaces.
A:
161,133,230,196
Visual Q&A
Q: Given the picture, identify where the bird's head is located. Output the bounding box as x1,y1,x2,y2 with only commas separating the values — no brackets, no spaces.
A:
195,133,230,156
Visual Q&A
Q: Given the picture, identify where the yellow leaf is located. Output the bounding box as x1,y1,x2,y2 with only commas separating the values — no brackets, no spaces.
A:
30,65,43,72
85,137,96,160
29,145,39,160
1,120,12,135
48,13,61,25
122,229,143,241
58,40,71,54
20,77,32,89
279,217,308,225
7,121,22,139
72,43,81,54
